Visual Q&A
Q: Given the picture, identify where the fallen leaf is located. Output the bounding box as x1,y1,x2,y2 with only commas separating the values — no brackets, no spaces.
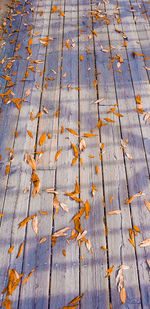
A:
25,88,31,97
32,172,40,197
104,118,115,123
60,202,69,213
39,132,46,146
85,200,91,218
55,149,62,162
16,242,24,258
27,130,33,139
84,133,96,138
5,165,10,175
39,237,47,244
8,246,14,254
32,214,38,235
66,128,78,136
53,195,59,214
79,138,86,151
120,287,126,304
25,152,36,171
105,266,114,278
107,210,122,215
69,294,84,305
39,211,48,215
139,238,150,248
145,199,150,211
45,188,60,195
53,227,71,237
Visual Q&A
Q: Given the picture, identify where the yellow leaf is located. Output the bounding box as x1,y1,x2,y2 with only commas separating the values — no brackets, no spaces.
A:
39,132,46,146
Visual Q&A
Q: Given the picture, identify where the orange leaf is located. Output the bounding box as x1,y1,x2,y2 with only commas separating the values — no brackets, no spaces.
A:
91,29,97,36
101,246,108,251
16,242,24,258
105,266,114,278
35,111,43,118
72,157,78,166
47,133,52,139
85,200,91,218
80,55,84,61
84,133,96,138
104,118,115,123
120,287,126,304
19,216,31,228
55,149,62,162
125,195,135,204
39,237,47,244
27,130,33,138
5,165,10,175
51,6,58,13
28,38,33,46
145,199,150,211
39,211,48,215
93,80,97,87
66,128,78,136
71,143,79,158
8,246,14,254
39,132,46,146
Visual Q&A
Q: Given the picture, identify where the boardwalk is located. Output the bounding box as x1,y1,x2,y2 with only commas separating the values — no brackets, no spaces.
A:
0,0,150,308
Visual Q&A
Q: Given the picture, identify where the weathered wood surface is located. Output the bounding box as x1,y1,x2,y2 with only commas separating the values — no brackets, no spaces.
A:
0,0,150,308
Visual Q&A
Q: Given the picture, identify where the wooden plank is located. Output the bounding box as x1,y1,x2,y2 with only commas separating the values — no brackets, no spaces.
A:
105,1,150,307
49,0,80,308
0,0,42,214
35,0,65,170
92,2,142,307
0,0,55,306
0,77,45,306
17,170,55,309
78,1,109,308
